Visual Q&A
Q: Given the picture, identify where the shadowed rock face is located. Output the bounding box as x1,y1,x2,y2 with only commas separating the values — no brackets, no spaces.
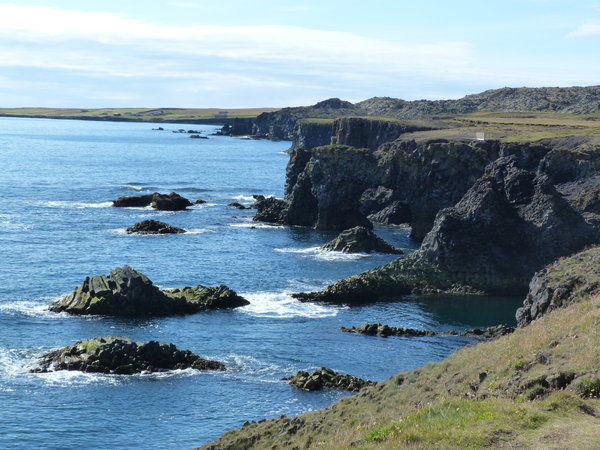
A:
126,219,186,234
48,266,249,316
293,145,600,304
31,336,225,374
320,226,403,254
284,367,375,392
516,246,600,327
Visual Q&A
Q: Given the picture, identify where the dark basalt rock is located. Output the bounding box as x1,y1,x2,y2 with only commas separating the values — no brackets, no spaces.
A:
249,195,265,209
320,226,403,254
284,367,374,392
190,134,208,139
253,197,289,224
228,202,248,210
113,193,155,207
341,322,513,339
126,220,186,235
48,266,249,316
151,192,193,211
195,199,207,204
113,192,193,211
516,246,600,327
31,336,225,374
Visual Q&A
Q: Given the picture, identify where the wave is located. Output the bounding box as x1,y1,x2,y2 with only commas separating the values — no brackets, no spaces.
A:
232,195,256,203
0,297,66,319
121,184,159,192
274,246,371,261
36,200,113,209
229,221,284,229
239,291,340,319
0,214,31,231
122,184,213,194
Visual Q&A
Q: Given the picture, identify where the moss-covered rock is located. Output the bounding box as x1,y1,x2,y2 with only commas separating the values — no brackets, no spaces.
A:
31,336,225,374
49,266,248,316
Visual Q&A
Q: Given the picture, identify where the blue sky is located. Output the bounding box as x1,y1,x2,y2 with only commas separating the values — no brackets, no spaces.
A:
0,0,599,107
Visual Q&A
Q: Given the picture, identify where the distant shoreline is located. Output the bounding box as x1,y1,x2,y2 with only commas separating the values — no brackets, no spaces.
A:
0,113,234,126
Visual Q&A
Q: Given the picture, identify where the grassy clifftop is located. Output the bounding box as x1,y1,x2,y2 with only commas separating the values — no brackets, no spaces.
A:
202,290,600,449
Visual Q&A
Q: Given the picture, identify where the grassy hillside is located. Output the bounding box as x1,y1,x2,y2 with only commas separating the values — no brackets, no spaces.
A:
0,107,279,122
202,290,600,449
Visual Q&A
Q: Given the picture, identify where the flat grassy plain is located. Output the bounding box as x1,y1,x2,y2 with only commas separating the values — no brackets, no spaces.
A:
0,107,279,122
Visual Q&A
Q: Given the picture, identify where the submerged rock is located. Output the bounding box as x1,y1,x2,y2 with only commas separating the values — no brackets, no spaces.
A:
228,202,248,210
320,226,403,254
48,266,249,316
126,220,186,235
284,367,374,392
341,322,514,339
113,192,193,211
31,336,225,374
516,246,600,327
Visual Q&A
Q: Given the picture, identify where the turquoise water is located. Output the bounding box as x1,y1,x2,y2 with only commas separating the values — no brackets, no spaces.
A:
0,117,521,449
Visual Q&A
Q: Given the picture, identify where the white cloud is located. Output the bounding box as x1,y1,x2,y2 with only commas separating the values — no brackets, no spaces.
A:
566,20,600,37
0,2,472,78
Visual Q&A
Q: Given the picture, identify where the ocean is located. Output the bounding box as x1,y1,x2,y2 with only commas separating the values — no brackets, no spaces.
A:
0,117,521,448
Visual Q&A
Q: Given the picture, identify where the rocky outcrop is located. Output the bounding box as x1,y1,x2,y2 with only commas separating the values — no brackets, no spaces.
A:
31,336,225,374
49,266,249,316
126,220,186,234
284,367,374,392
252,197,289,224
341,322,514,339
293,144,600,303
113,192,193,211
516,246,600,327
113,193,155,207
320,226,402,254
228,202,248,210
151,192,193,211
420,154,597,294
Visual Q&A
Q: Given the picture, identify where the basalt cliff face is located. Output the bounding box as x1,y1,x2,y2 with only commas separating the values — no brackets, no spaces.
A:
285,139,600,301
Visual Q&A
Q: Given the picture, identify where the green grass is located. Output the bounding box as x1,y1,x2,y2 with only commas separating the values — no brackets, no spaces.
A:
0,107,279,122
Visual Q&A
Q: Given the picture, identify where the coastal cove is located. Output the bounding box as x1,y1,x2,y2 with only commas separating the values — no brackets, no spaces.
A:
0,117,520,448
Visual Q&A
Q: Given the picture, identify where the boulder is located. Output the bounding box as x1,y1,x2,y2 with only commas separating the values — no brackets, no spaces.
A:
48,266,249,316
228,202,248,210
126,220,186,235
151,192,193,211
320,226,403,254
31,336,225,374
516,246,600,327
284,367,374,392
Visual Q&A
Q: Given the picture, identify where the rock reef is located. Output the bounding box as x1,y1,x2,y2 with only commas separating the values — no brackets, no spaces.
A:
49,266,249,316
284,367,375,392
113,192,193,211
31,336,225,374
341,322,514,339
126,219,186,234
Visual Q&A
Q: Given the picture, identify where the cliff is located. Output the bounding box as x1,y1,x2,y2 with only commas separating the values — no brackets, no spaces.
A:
289,143,600,301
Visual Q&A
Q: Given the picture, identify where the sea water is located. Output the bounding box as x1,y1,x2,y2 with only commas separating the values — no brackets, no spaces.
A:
0,117,522,449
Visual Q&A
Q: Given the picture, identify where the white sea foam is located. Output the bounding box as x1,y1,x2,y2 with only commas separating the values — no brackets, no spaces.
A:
239,291,339,318
274,246,370,261
232,195,256,203
0,297,66,319
38,200,113,209
0,215,31,231
229,222,284,229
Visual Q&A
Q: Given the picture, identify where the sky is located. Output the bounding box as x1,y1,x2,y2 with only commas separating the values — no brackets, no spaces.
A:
0,0,599,108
